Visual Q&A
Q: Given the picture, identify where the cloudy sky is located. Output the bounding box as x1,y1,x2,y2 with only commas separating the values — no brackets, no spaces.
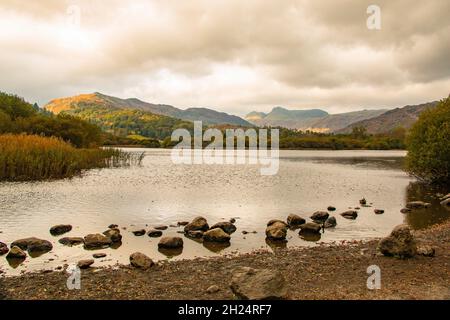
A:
1,0,449,116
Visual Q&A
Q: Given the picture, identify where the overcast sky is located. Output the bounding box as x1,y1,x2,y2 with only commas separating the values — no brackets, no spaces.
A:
1,0,449,116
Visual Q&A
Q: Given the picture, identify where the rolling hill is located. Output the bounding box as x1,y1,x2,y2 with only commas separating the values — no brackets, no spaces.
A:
45,92,251,126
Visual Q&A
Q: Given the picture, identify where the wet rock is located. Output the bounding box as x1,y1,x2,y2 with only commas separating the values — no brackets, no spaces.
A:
298,222,322,234
374,209,385,214
440,193,450,201
266,219,288,227
185,230,204,238
11,237,53,254
229,218,236,224
153,225,168,230
59,237,84,246
103,228,122,242
324,216,337,228
83,234,112,250
184,217,209,233
50,224,72,236
206,285,220,294
108,224,118,229
210,222,237,234
132,229,146,236
177,221,189,226
6,246,26,259
377,224,417,258
147,229,163,237
130,252,154,269
440,198,450,208
327,206,336,211
310,211,329,222
359,198,367,205
0,242,9,255
417,245,435,257
286,214,306,226
93,253,107,259
340,210,358,220
203,228,231,243
158,236,184,249
77,259,94,269
406,201,431,209
230,267,288,300
265,221,288,240
400,208,412,213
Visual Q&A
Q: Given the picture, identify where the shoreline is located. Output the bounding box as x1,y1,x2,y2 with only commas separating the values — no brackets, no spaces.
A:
1,221,449,300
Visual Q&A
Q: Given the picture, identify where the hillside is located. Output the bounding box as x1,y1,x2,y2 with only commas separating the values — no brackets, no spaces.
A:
245,107,386,132
337,101,439,134
45,92,251,126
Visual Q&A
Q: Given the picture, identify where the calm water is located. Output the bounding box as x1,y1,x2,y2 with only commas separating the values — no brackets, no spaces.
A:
0,149,449,275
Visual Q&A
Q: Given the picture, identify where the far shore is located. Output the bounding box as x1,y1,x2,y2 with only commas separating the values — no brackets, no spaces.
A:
1,221,448,300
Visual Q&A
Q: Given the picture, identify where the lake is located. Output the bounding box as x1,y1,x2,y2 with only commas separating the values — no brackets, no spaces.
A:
1,149,449,275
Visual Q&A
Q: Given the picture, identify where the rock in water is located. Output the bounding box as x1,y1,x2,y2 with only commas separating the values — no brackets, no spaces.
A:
400,208,412,213
132,229,146,236
310,211,329,222
359,198,367,205
130,252,154,269
147,229,163,237
417,245,435,257
210,222,237,234
230,267,288,300
299,222,322,233
153,225,168,230
186,230,204,238
377,224,417,258
203,228,231,242
11,237,53,254
93,253,107,259
158,236,184,249
184,217,209,233
286,214,306,226
83,234,112,249
265,221,288,240
59,237,84,246
6,246,26,259
340,210,358,220
324,217,337,228
50,224,72,236
103,228,122,242
108,224,118,229
406,201,431,209
374,209,385,214
77,259,94,269
0,242,9,255
327,206,336,211
440,198,450,208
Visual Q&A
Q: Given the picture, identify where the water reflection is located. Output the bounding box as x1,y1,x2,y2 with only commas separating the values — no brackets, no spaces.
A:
299,231,322,242
404,182,450,229
158,247,183,258
202,241,230,253
265,239,287,250
6,257,26,268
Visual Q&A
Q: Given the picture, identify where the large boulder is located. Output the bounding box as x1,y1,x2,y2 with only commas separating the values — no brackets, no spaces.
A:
210,222,237,234
406,201,431,209
324,216,337,228
340,210,358,220
50,224,72,236
310,211,329,222
286,214,306,226
299,222,322,233
203,228,231,242
83,234,112,250
0,242,9,255
158,236,184,249
59,237,84,246
265,221,288,240
230,267,288,300
103,228,122,242
11,237,53,254
6,246,26,259
184,217,209,233
377,224,417,258
130,252,154,269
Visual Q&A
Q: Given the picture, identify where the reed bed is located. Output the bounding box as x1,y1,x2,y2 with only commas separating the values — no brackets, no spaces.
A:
0,134,144,181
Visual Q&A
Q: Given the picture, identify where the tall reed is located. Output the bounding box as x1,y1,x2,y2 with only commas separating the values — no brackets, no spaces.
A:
0,134,143,181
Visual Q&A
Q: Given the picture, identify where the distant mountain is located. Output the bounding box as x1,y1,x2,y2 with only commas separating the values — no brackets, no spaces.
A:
245,107,386,132
45,92,251,126
337,101,439,134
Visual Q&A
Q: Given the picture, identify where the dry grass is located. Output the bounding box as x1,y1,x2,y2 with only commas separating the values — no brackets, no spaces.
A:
0,134,142,181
